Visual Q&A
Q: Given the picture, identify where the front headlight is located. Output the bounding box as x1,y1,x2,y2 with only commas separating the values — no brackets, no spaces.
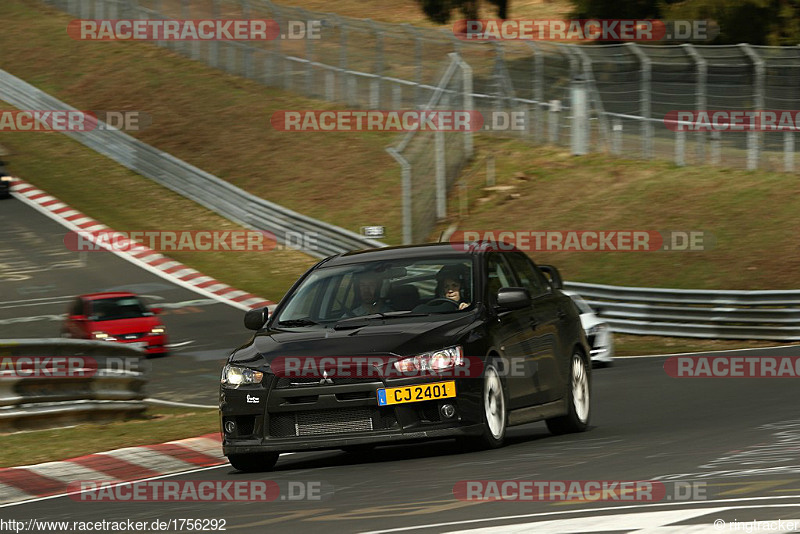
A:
0,176,12,182
150,325,166,335
394,346,464,373
92,331,117,341
587,323,607,336
221,364,264,387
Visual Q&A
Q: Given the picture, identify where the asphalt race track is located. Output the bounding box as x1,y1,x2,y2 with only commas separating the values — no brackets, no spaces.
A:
2,195,800,532
0,197,251,404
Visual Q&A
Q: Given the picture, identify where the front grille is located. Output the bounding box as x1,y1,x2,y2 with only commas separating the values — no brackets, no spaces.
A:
275,377,377,388
297,408,373,436
269,407,398,438
420,401,442,422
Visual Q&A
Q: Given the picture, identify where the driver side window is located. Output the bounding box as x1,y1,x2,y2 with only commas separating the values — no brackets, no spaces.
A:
486,254,516,306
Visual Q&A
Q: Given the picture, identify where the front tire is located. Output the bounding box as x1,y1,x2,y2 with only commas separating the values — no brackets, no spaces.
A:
227,452,279,472
546,352,590,435
464,359,507,450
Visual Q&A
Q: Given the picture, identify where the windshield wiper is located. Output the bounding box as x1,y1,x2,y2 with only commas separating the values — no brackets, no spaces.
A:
277,318,318,327
333,311,429,330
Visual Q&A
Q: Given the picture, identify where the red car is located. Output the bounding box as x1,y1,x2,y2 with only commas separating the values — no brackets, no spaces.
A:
62,292,168,355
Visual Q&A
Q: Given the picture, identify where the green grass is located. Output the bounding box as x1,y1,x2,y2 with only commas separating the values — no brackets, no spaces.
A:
0,406,219,468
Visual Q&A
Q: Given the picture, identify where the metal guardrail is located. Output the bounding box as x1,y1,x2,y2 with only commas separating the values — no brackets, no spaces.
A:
0,339,149,431
0,70,386,259
565,282,800,341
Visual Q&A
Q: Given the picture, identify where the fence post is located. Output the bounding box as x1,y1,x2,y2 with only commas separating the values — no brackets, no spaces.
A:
785,131,795,172
369,20,383,109
209,0,221,69
626,43,652,159
548,100,561,144
710,131,721,164
682,44,706,163
675,130,686,166
386,148,412,245
487,154,496,187
528,41,544,143
450,53,473,160
612,118,622,155
571,77,589,155
403,24,424,108
740,44,764,170
435,129,447,219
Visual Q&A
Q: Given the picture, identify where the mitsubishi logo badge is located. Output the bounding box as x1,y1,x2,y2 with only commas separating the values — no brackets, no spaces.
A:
320,370,333,385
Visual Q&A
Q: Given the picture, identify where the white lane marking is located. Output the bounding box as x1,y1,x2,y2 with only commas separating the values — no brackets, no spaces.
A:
145,398,216,409
443,508,727,533
359,498,800,534
620,344,800,359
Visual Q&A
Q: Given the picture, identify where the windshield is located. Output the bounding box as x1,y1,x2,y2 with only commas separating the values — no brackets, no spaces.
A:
88,297,152,321
273,257,475,326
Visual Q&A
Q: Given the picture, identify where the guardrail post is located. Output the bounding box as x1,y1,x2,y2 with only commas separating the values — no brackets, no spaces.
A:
740,44,764,170
682,44,706,163
626,43,652,159
571,77,588,155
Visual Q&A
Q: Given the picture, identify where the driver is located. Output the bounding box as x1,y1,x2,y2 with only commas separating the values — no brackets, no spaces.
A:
435,264,471,310
348,271,391,316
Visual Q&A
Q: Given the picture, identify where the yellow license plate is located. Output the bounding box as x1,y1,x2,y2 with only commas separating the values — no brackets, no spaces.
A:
377,381,456,406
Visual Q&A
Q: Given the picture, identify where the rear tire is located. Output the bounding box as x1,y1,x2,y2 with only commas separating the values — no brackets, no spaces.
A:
546,352,590,435
227,452,279,472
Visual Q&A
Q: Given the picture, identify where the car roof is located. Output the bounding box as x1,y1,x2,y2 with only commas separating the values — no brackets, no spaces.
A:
79,292,138,301
322,241,522,267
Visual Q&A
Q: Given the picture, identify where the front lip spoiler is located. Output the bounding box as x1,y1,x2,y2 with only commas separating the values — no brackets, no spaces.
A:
222,424,485,455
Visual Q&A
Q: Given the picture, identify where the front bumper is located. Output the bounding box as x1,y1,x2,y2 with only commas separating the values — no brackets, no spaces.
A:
220,375,483,455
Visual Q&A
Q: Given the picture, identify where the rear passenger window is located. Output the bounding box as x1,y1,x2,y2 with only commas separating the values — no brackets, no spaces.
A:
507,253,548,297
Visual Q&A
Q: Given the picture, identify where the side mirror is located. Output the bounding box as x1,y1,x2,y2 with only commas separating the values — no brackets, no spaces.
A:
538,264,563,290
496,287,531,310
244,307,269,331
150,307,163,315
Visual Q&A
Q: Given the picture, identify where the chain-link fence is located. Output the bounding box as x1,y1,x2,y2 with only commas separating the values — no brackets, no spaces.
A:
44,0,800,243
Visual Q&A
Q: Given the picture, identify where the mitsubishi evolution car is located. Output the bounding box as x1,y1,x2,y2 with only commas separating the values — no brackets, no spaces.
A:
219,242,592,472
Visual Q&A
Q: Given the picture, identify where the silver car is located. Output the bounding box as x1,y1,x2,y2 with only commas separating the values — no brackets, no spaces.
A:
564,291,614,366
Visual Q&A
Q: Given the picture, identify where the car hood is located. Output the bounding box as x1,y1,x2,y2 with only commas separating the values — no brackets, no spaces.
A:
229,314,479,367
88,316,160,335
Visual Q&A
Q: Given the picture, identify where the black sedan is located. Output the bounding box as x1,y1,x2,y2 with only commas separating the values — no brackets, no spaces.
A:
219,242,591,472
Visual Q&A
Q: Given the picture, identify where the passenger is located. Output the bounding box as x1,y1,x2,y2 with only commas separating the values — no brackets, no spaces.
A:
436,264,471,310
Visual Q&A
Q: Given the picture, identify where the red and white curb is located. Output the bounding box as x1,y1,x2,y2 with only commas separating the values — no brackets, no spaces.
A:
9,178,274,312
0,433,225,505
